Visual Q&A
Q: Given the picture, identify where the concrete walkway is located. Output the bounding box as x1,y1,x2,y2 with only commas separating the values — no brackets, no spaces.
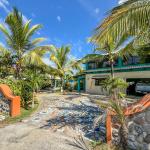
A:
0,92,101,150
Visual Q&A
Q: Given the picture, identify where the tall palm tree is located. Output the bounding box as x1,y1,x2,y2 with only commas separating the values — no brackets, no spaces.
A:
91,0,150,48
48,45,81,92
0,8,48,78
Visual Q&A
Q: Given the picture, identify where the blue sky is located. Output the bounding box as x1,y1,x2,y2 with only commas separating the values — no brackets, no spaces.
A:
0,0,123,64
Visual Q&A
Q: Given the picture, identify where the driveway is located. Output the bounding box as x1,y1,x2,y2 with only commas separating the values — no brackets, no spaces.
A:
0,92,105,150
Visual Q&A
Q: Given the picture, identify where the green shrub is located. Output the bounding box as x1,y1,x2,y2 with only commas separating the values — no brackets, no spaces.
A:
0,77,21,96
0,78,32,109
19,80,33,108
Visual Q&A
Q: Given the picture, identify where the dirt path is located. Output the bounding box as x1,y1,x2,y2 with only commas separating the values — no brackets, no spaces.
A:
0,93,94,150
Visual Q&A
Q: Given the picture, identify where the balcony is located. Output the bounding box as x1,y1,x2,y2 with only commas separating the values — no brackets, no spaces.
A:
84,63,150,73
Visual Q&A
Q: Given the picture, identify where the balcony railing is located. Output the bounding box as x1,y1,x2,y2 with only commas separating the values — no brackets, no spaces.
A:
84,63,150,73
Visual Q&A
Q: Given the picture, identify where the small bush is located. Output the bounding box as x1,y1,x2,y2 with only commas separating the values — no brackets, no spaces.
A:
0,78,32,109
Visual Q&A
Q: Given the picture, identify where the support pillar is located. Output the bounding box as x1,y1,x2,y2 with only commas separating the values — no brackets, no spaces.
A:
77,78,80,92
118,57,123,67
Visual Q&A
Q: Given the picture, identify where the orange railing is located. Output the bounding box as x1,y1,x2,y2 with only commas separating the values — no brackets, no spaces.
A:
0,84,20,117
106,94,150,144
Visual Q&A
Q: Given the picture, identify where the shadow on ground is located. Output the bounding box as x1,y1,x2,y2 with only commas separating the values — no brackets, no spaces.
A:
40,96,106,141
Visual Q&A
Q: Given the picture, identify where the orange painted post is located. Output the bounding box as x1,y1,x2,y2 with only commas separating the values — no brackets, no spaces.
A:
106,112,112,144
0,84,21,117
11,96,21,117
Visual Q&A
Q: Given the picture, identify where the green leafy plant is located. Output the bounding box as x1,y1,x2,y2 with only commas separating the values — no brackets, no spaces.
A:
22,70,45,108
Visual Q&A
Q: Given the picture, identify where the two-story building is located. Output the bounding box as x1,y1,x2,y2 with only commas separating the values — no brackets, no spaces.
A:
77,56,150,95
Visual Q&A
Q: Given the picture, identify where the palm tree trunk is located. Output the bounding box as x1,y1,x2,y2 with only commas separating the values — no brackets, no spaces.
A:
110,61,114,78
119,123,128,150
61,78,64,93
16,62,22,79
32,90,35,108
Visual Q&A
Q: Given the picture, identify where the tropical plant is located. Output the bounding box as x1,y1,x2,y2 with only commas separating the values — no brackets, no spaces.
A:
22,70,45,108
91,0,150,50
19,80,33,108
102,100,128,150
96,77,128,150
102,77,128,100
0,8,49,78
0,48,14,78
0,77,21,96
48,45,81,92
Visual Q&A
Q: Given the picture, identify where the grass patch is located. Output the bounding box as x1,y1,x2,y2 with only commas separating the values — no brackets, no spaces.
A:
0,102,39,127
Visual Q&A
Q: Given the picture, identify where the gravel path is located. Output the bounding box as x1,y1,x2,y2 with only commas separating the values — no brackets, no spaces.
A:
0,92,105,150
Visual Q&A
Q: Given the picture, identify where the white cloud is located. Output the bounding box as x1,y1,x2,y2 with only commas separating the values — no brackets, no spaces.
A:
118,0,128,4
0,0,10,13
56,16,61,22
94,8,100,14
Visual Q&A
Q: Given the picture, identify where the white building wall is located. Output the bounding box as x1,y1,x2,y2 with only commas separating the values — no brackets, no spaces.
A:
85,71,150,95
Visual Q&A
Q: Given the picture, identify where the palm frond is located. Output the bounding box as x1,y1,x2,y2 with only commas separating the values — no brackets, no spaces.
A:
31,38,46,46
26,24,42,40
0,24,12,41
91,0,150,47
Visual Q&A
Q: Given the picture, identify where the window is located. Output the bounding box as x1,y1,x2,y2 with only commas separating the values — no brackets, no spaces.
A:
95,78,105,86
88,62,96,69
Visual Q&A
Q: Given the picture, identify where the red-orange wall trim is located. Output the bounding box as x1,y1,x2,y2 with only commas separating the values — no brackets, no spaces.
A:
0,84,20,117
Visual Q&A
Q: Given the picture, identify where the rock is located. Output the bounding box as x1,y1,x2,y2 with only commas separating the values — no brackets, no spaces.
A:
112,128,119,137
128,135,136,142
143,132,147,138
136,113,145,118
136,134,144,143
143,124,150,134
144,135,150,144
134,116,145,125
128,122,135,133
128,121,134,127
143,143,150,150
145,110,150,123
0,115,5,121
112,123,120,129
134,125,143,135
128,141,137,150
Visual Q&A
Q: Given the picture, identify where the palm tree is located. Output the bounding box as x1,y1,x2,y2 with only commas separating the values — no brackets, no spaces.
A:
48,45,81,92
0,8,48,78
91,0,150,49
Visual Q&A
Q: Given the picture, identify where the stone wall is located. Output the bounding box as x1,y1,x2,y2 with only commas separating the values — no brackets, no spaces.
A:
0,92,11,116
112,107,150,150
